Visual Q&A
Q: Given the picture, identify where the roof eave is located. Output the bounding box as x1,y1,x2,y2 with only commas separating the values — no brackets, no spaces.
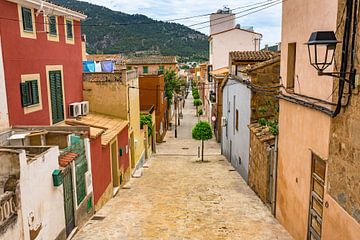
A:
8,0,87,20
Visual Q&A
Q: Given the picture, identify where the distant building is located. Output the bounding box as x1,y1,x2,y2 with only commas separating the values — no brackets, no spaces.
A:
139,74,168,142
209,8,263,71
126,55,178,75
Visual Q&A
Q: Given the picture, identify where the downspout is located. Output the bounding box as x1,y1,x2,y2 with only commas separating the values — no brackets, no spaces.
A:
272,135,279,217
332,0,354,117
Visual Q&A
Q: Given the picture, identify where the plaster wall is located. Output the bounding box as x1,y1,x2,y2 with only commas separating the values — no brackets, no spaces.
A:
210,30,261,70
210,13,235,35
322,194,360,240
83,78,128,119
280,0,337,99
276,100,331,240
19,147,66,240
0,36,9,130
139,74,167,142
221,78,251,181
128,77,145,168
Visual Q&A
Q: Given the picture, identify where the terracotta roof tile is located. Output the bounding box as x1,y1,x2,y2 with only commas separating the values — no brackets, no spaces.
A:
127,55,177,65
59,152,78,168
65,113,128,146
230,51,277,62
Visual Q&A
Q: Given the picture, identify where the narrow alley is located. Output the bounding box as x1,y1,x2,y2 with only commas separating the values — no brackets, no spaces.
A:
73,94,291,240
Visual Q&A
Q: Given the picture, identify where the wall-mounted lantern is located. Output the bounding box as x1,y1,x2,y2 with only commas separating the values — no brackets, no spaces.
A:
306,31,339,72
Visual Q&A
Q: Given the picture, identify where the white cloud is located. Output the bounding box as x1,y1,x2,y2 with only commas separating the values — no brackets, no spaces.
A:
85,0,282,46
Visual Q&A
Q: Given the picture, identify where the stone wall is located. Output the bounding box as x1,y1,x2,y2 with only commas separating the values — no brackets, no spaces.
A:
247,58,280,122
327,0,360,224
248,124,275,205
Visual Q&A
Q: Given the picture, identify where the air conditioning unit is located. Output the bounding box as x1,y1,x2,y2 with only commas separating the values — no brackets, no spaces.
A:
69,102,81,118
221,117,227,127
80,101,89,115
85,171,93,194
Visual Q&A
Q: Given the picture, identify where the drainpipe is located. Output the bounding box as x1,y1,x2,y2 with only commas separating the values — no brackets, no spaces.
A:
272,135,279,217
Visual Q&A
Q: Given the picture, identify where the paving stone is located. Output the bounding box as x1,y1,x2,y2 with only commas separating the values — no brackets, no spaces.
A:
73,93,292,240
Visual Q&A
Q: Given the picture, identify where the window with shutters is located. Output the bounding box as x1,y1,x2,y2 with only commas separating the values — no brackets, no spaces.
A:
48,69,64,124
143,66,149,74
20,80,39,107
18,5,36,39
20,74,42,114
158,66,164,74
65,19,74,44
21,7,33,32
47,15,59,42
48,16,57,36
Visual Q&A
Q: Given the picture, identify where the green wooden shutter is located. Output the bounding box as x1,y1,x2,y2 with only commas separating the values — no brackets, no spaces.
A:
30,80,39,104
21,7,33,32
20,82,31,107
49,71,64,124
143,66,148,74
48,16,57,36
66,20,73,39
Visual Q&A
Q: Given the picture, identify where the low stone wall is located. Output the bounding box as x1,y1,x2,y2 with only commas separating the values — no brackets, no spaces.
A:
248,124,275,205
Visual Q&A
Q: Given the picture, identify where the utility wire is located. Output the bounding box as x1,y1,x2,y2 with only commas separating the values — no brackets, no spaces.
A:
163,0,277,22
196,0,284,31
188,0,281,28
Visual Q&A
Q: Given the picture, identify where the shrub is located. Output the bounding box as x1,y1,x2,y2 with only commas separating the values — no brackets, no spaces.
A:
193,99,202,107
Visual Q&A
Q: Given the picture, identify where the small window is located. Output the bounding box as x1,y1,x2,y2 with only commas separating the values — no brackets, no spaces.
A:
143,66,148,74
20,80,39,107
287,42,296,89
159,66,164,73
48,16,57,36
21,7,33,32
127,66,132,70
66,20,73,39
235,109,239,131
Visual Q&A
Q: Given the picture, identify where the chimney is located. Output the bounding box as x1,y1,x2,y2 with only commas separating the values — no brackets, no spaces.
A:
265,44,269,51
210,8,236,35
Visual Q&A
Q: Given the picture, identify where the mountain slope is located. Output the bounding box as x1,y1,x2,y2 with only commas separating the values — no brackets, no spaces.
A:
52,0,209,61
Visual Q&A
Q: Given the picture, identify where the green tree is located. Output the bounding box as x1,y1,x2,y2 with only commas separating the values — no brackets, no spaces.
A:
192,121,213,161
140,114,153,137
164,69,178,105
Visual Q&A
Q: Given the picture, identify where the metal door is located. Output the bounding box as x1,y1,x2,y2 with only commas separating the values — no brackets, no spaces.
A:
307,154,326,240
63,166,75,236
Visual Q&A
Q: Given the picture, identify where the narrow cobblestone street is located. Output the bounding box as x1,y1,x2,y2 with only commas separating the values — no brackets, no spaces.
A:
73,94,291,240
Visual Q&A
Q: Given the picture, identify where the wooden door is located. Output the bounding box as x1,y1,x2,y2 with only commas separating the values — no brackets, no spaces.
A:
111,140,119,187
49,70,64,124
307,154,326,240
63,166,75,236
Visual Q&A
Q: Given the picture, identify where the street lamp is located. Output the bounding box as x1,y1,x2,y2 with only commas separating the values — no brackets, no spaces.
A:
306,31,355,86
306,31,339,72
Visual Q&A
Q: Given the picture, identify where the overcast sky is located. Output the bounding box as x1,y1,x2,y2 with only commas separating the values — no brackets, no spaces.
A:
86,0,282,46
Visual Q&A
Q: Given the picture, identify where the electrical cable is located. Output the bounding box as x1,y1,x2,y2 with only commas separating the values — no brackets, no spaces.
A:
195,0,284,31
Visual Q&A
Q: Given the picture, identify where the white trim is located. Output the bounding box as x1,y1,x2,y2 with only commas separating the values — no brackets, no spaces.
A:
20,73,43,114
9,0,87,20
0,37,9,129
